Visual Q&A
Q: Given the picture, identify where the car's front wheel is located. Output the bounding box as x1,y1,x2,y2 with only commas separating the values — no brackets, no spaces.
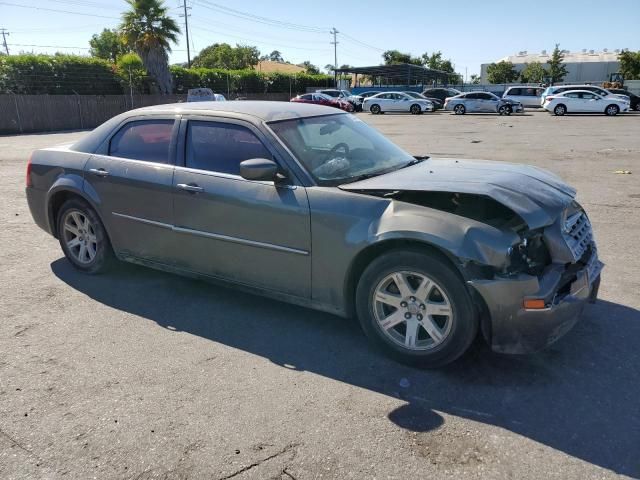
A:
410,104,422,115
356,250,477,368
57,198,114,274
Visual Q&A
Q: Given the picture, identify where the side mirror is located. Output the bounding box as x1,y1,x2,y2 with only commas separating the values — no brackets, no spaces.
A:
240,158,279,181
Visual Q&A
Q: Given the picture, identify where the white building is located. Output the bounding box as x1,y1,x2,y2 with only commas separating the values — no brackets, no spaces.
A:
480,49,622,84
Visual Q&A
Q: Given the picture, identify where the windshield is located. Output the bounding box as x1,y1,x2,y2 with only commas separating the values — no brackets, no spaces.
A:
405,92,426,99
269,114,416,186
322,90,340,97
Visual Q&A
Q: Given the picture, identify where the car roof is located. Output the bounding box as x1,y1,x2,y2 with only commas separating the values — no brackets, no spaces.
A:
555,89,602,95
129,100,341,122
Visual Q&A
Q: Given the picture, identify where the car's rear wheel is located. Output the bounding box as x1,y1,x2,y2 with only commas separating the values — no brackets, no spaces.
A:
553,104,567,116
453,104,465,115
635,103,640,112
57,198,114,274
410,104,422,115
355,250,477,368
370,104,381,114
605,104,619,116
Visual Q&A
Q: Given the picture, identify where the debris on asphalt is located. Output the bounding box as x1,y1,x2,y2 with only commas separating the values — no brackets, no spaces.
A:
614,170,632,174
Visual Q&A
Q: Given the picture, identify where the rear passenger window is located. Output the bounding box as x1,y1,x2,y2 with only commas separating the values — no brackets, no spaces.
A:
508,88,522,96
109,120,174,163
185,121,272,175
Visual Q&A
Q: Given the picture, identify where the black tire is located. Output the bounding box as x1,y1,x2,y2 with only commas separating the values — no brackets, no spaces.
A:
498,105,512,116
370,104,381,114
453,104,465,115
410,104,422,115
355,250,478,368
635,103,640,112
604,104,619,116
345,103,355,113
57,198,115,274
553,104,567,116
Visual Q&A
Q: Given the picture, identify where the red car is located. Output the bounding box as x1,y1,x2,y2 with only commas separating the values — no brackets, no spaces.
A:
290,92,354,112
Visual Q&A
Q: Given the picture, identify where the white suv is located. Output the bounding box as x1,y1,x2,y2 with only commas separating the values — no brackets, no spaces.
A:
503,86,545,108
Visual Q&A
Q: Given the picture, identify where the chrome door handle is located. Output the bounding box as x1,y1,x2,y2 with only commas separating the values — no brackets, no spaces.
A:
177,183,204,193
88,168,109,177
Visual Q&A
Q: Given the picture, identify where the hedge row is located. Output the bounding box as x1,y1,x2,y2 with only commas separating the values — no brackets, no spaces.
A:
0,54,122,95
0,54,334,95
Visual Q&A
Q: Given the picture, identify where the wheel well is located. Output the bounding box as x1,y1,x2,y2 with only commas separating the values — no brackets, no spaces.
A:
48,190,87,238
343,239,464,318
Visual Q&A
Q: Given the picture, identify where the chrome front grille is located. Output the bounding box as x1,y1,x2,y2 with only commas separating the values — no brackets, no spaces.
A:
563,211,593,262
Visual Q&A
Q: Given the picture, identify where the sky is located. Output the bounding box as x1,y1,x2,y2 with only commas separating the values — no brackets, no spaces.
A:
1,0,639,78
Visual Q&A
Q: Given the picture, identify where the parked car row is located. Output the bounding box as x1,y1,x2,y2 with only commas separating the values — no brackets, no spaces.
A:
291,84,638,117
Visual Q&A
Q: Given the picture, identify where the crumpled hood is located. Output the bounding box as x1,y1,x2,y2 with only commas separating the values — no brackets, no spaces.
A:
340,158,576,229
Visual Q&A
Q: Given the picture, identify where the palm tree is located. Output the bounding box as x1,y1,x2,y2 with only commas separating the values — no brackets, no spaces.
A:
120,0,180,94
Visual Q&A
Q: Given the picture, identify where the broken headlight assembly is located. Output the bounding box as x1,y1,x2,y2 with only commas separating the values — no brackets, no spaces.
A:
506,231,551,276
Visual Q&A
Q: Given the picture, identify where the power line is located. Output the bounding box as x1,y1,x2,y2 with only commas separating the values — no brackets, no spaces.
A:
189,25,331,52
339,32,384,52
0,2,120,19
194,0,327,33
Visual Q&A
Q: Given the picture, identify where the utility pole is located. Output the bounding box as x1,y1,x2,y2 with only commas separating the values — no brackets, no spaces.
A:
180,1,191,67
0,29,9,55
330,27,339,87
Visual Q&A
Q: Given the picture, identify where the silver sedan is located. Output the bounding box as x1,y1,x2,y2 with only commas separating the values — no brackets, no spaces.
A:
445,91,524,115
363,92,434,115
25,102,601,367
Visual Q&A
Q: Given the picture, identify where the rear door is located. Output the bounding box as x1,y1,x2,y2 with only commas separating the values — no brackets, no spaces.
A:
171,116,311,298
84,116,179,261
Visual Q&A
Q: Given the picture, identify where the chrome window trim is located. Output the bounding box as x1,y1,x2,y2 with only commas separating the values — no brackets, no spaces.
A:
112,212,309,255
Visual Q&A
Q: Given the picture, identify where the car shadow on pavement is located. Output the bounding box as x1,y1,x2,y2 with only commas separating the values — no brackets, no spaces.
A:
51,258,640,477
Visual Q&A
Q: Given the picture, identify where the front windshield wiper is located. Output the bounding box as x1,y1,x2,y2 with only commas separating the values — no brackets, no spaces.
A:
400,155,430,169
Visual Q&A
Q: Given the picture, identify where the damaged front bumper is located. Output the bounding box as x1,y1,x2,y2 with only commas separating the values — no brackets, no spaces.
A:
468,251,603,354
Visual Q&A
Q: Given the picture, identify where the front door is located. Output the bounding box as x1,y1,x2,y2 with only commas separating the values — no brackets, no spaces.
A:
84,117,178,262
172,118,311,298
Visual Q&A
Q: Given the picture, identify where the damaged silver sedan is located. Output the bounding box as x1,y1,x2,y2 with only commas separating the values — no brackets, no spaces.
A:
25,102,602,367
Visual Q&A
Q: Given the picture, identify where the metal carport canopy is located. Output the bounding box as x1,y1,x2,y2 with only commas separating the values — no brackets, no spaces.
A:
333,63,450,84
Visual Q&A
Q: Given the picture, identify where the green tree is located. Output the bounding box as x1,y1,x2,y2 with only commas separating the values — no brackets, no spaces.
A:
486,61,518,84
382,50,421,65
119,0,180,94
470,74,480,84
547,44,569,84
325,63,335,74
116,52,146,92
266,50,284,62
519,61,547,83
298,61,320,74
192,43,259,70
89,28,126,62
618,50,640,80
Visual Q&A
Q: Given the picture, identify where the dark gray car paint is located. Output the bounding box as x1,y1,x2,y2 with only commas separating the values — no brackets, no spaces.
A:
26,101,601,354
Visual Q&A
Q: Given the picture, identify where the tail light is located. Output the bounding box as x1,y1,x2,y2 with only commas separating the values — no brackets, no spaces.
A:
545,96,555,102
26,153,33,187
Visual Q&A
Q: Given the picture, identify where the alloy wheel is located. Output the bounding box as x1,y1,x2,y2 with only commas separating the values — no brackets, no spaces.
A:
62,210,98,264
372,271,454,350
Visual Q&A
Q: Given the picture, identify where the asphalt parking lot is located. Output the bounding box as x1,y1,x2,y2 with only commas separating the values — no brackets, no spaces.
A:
1,109,639,480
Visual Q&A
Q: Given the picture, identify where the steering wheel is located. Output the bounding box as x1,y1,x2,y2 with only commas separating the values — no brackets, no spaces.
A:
328,142,350,158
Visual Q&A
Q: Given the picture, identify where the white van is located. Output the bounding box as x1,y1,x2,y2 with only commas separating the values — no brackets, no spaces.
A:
502,86,544,108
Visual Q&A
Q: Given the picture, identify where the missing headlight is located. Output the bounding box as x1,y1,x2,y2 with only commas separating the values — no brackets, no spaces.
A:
507,232,551,276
